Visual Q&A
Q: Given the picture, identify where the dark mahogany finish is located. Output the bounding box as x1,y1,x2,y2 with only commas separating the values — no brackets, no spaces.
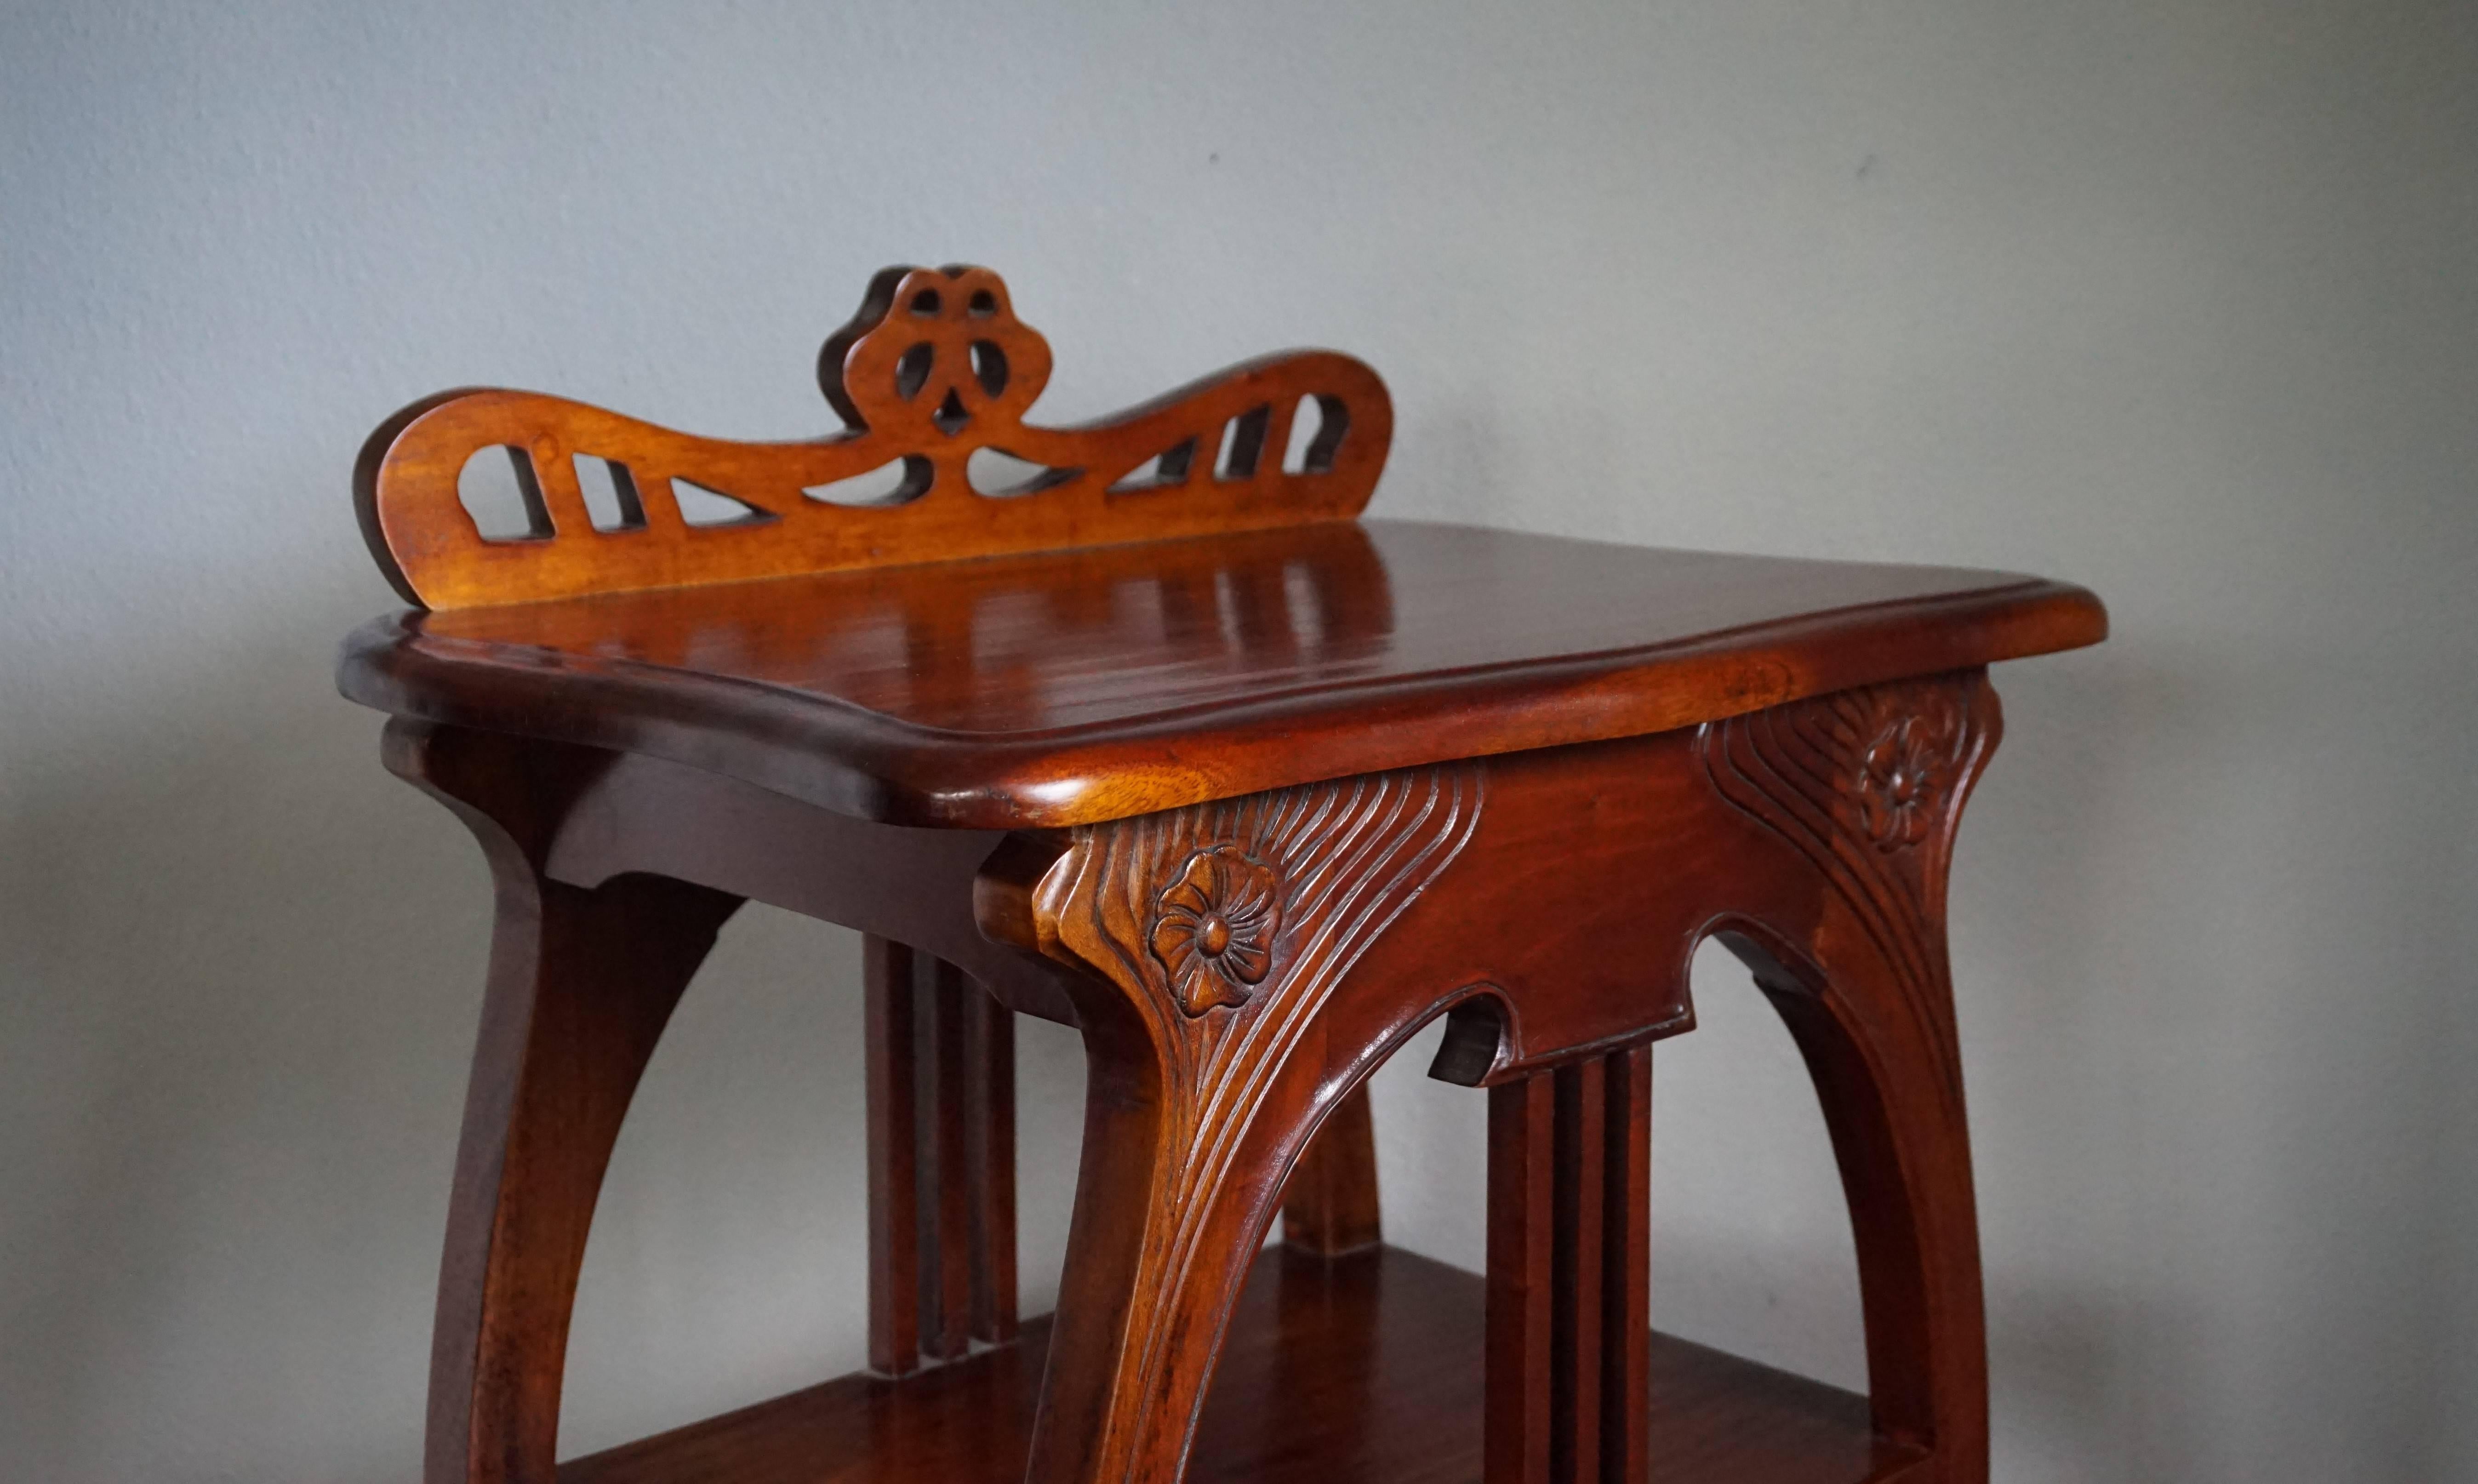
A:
1281,1086,1383,1258
339,519,2098,828
863,936,1017,1374
342,267,2104,1484
561,1246,1923,1484
1487,1050,1654,1484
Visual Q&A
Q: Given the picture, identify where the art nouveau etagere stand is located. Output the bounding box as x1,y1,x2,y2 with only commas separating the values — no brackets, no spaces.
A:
340,266,2105,1484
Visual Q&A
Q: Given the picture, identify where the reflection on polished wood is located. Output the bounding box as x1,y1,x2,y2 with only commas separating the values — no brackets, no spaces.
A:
341,519,2099,827
559,1247,1921,1484
342,265,2104,1484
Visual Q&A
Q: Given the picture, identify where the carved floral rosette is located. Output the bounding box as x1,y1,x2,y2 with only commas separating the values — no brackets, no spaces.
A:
1147,843,1285,1014
1025,763,1483,1457
1697,671,2001,1098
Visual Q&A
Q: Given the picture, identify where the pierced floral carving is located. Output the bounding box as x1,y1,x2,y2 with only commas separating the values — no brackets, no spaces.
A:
1149,845,1283,1014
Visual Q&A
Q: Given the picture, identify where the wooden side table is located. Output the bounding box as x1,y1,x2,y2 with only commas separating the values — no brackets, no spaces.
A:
340,265,2105,1484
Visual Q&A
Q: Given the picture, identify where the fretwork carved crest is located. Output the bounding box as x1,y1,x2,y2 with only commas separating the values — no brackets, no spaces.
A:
355,264,1392,611
819,265,1054,445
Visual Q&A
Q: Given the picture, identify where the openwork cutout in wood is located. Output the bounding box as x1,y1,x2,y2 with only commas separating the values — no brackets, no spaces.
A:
355,265,1393,609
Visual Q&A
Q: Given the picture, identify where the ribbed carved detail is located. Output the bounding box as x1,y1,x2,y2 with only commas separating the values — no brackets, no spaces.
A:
1696,672,2000,1098
1033,763,1484,1473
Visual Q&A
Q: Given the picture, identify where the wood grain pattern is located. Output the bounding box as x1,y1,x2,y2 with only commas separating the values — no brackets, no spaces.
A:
1700,674,1997,1101
1279,1084,1382,1257
1486,1048,1651,1484
1488,1073,1557,1484
982,765,1484,1484
1598,1048,1652,1484
925,956,979,1361
864,939,1020,1374
339,518,2106,828
1698,673,2003,1479
356,266,1390,609
383,721,744,1484
864,936,924,1376
408,668,2040,1483
557,1245,1924,1484
964,980,1019,1346
340,255,2105,1484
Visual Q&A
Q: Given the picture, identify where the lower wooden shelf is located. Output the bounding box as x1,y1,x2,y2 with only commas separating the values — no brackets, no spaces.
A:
560,1244,1922,1484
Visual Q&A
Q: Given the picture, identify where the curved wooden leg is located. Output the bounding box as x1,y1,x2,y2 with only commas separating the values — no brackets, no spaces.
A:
1280,1083,1380,1256
388,722,742,1484
978,763,1485,1484
1701,672,2003,1483
1029,990,1397,1484
1722,927,1987,1479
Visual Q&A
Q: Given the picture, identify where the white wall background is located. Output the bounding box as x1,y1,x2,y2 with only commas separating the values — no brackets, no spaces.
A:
4,3,2472,1480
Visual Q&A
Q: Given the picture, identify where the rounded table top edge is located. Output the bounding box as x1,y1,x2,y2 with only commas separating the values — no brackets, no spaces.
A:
335,575,2106,830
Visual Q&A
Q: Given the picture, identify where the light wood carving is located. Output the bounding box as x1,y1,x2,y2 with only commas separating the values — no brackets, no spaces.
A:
355,265,1392,609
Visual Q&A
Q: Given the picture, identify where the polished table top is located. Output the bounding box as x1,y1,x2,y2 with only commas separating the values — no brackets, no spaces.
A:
338,519,2104,828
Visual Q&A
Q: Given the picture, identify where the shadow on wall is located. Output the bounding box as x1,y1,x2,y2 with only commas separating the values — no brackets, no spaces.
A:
1358,656,2170,1461
560,905,1088,1460
0,597,1090,1482
1987,1278,2205,1484
2,601,472,1483
6,602,2473,1483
